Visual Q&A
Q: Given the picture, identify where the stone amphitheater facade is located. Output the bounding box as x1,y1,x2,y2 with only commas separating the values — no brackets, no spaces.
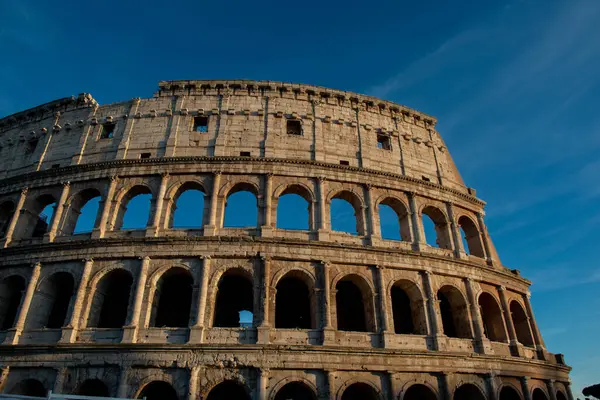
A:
0,80,572,400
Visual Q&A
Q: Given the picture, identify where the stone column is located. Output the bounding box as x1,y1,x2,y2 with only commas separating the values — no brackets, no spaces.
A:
0,366,10,392
464,278,488,354
1,187,28,247
376,265,392,347
122,256,150,343
498,286,522,357
92,176,118,239
547,380,557,400
485,373,499,400
45,182,70,242
189,256,211,343
321,261,334,344
438,372,451,400
421,270,441,350
407,191,423,251
5,262,41,344
147,173,169,237
520,377,532,400
261,173,274,237
476,212,495,265
60,258,94,343
117,367,129,398
188,366,201,400
257,256,271,344
317,177,329,241
387,372,400,400
326,370,336,400
523,293,548,359
564,382,575,400
256,368,270,400
365,184,379,246
445,202,465,258
204,171,221,236
53,367,68,394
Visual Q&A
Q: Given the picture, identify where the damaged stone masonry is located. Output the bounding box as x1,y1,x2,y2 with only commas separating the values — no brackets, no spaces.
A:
0,80,572,400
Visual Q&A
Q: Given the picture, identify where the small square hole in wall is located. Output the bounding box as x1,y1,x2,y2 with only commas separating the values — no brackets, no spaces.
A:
340,160,350,166
193,116,208,133
287,119,302,135
25,138,38,155
422,175,431,182
377,134,391,150
140,153,151,159
100,123,116,139
240,151,251,157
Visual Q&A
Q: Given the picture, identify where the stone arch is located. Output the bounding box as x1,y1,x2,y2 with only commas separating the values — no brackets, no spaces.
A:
376,196,411,241
62,187,103,235
437,285,472,339
390,279,427,335
86,268,134,328
478,291,507,342
509,300,535,346
274,269,316,329
270,377,318,400
221,182,260,228
338,379,383,400
27,271,75,329
0,274,26,330
205,380,252,400
149,266,194,328
453,383,486,400
113,184,153,230
421,205,452,249
136,380,179,400
402,383,438,400
0,199,15,237
328,189,366,235
20,193,57,239
77,379,110,396
212,267,255,328
167,180,206,229
9,378,47,396
457,215,485,257
555,390,567,400
334,273,376,332
532,387,550,400
274,183,315,230
499,384,523,400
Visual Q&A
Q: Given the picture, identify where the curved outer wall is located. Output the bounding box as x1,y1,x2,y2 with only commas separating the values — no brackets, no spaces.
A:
0,80,571,400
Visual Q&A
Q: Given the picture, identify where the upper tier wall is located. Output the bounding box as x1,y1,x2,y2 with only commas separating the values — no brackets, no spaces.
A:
0,80,467,193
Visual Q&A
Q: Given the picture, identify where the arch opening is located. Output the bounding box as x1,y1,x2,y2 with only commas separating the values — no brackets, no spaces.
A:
117,186,152,230
213,270,254,328
422,206,451,249
0,275,26,330
151,268,193,328
88,269,133,328
77,379,110,396
9,379,47,396
335,275,374,332
275,273,313,329
510,300,535,346
378,197,411,241
65,188,102,235
206,380,250,400
277,191,310,230
556,391,567,400
403,384,437,400
453,384,486,400
532,388,549,400
437,286,472,339
500,386,522,400
223,183,258,228
458,216,484,257
0,201,15,237
29,271,75,329
391,280,427,335
479,292,507,342
341,382,379,400
274,381,317,400
29,194,57,238
137,380,179,400
171,183,205,228
330,191,364,235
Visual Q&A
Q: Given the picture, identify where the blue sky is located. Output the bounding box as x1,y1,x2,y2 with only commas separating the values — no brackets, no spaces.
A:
2,0,600,395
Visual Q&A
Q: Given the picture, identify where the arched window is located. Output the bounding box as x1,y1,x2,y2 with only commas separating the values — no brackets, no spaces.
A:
276,185,312,230
437,286,472,339
151,268,193,328
223,183,258,228
213,270,254,328
9,379,47,396
88,269,133,328
422,206,452,249
330,191,364,235
391,280,426,335
0,275,26,330
275,272,313,329
171,183,205,228
341,383,379,400
478,292,507,342
274,382,317,400
78,379,110,396
404,384,437,400
28,272,75,329
556,391,567,400
509,300,535,346
0,201,15,237
206,381,250,400
378,197,411,241
458,216,484,257
28,195,57,238
62,188,102,235
454,384,485,400
137,381,179,400
500,386,522,400
532,388,549,400
116,186,152,230
335,275,374,332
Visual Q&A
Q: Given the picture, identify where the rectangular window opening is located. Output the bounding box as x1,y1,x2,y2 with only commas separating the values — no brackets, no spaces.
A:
140,153,151,159
377,134,392,150
240,151,251,157
339,160,350,166
287,119,302,135
100,123,116,139
193,116,209,133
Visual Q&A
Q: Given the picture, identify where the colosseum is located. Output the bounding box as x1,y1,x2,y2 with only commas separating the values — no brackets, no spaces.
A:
0,80,572,400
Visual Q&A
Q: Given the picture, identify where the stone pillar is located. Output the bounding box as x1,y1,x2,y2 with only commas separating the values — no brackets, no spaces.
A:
188,366,201,400
190,256,211,343
438,372,451,400
60,258,94,343
376,265,392,347
92,176,118,239
122,256,150,343
117,367,129,398
204,171,221,236
53,367,68,394
445,202,465,259
317,177,329,241
5,262,41,344
44,182,70,242
0,366,10,392
520,377,532,400
261,173,274,237
546,380,557,400
564,382,575,400
326,370,336,400
387,372,400,400
464,278,489,354
1,187,28,247
421,270,441,350
256,368,270,400
407,191,423,251
321,261,334,344
498,286,522,356
485,373,499,400
365,184,379,246
523,293,548,359
476,212,495,265
147,173,169,237
257,256,271,344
